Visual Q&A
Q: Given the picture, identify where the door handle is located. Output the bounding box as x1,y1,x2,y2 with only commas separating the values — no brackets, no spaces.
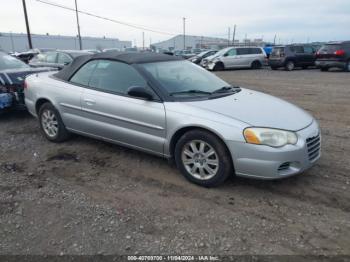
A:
84,98,96,105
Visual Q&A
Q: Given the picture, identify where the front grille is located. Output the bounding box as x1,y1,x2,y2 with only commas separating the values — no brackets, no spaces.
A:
306,134,321,161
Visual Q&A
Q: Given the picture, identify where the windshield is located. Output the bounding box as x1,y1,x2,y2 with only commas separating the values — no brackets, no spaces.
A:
0,53,29,70
141,61,232,97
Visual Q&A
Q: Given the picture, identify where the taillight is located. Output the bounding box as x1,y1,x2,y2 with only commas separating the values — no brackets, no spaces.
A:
334,50,345,56
23,80,28,89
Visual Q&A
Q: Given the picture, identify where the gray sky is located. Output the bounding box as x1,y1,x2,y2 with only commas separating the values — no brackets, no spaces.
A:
1,0,350,46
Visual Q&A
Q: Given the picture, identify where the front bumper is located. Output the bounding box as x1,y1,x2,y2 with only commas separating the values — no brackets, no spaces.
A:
227,120,321,179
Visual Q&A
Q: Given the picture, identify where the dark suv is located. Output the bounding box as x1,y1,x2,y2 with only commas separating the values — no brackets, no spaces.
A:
315,41,350,72
268,45,317,71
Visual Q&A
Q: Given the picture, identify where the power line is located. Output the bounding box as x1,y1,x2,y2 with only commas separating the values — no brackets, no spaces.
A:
34,0,179,36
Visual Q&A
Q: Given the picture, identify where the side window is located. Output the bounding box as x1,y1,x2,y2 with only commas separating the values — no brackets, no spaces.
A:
291,46,304,53
237,48,250,55
252,48,262,54
45,52,57,63
304,46,314,54
89,60,147,95
57,53,72,64
70,60,99,86
226,49,237,56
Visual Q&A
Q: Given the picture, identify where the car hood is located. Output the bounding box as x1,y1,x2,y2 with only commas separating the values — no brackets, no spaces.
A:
185,88,313,131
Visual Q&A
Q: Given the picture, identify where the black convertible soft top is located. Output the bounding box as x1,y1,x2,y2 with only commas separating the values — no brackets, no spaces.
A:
54,51,183,81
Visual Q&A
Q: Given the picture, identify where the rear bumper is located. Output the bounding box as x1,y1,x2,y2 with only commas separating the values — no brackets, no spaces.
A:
227,120,321,180
315,60,346,69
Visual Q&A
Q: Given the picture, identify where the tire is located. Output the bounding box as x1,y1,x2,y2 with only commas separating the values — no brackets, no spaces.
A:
38,102,70,142
270,66,278,70
251,60,262,69
213,62,224,71
345,60,350,72
320,67,329,72
302,65,308,69
285,60,295,71
174,129,233,187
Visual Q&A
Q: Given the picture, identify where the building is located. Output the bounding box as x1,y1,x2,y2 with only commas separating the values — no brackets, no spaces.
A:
0,32,132,52
152,35,230,51
152,35,268,51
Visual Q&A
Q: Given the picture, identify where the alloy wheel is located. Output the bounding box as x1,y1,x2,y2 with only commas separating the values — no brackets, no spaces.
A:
41,109,58,138
181,140,219,180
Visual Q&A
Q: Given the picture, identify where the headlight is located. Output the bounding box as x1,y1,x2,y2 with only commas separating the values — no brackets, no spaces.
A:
243,128,298,147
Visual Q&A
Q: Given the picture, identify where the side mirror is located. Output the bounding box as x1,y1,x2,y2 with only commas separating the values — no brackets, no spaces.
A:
223,53,229,57
127,86,154,100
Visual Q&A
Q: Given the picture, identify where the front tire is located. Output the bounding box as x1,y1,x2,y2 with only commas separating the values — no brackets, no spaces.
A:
285,61,295,71
213,62,224,71
38,102,70,142
174,130,233,187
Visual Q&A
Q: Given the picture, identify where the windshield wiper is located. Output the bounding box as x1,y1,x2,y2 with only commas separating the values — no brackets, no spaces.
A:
169,90,212,96
211,86,241,94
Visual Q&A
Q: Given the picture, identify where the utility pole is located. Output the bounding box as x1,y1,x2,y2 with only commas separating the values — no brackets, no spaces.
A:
22,0,33,49
273,34,277,45
227,27,231,46
232,24,236,46
74,0,82,50
183,17,186,50
142,32,145,50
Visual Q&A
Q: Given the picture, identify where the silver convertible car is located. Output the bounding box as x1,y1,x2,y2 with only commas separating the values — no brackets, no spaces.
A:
24,52,321,187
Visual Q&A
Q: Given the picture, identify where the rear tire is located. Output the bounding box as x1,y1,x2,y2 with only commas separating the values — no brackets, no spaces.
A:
302,65,308,69
320,67,329,72
251,60,262,69
345,60,350,72
285,61,295,71
38,102,70,142
270,66,278,70
213,62,224,71
174,129,233,187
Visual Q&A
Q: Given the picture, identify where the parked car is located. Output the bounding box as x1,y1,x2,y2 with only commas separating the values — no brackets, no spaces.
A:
174,50,196,59
0,52,54,112
24,52,320,187
188,50,217,65
268,45,317,71
29,50,92,70
315,41,350,72
201,46,266,71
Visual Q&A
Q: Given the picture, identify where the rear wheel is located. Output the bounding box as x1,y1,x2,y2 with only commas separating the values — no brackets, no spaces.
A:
174,130,233,187
285,61,295,71
345,60,350,72
302,65,308,69
213,62,224,71
38,102,70,142
320,67,329,72
251,60,262,69
270,66,278,70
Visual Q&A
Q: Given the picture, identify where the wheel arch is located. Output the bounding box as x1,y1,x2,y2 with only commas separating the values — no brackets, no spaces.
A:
35,98,54,115
168,126,234,167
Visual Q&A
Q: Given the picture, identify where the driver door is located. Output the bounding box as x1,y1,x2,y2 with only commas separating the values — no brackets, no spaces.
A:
76,60,167,155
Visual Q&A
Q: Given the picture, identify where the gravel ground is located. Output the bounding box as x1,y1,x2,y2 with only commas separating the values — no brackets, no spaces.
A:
0,68,349,256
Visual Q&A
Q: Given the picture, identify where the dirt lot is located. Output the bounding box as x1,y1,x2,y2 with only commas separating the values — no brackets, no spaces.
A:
0,68,349,256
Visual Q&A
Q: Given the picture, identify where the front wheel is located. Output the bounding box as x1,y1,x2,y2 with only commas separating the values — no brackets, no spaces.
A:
38,102,70,142
174,130,233,187
213,62,224,71
285,61,295,71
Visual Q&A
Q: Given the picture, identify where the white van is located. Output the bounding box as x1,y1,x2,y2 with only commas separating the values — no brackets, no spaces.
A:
201,46,267,71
